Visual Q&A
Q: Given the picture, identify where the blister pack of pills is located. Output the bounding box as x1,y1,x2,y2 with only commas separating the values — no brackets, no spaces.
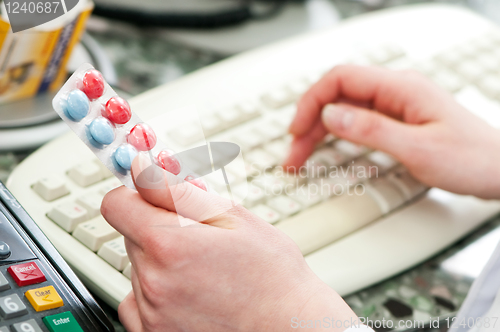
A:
52,63,208,191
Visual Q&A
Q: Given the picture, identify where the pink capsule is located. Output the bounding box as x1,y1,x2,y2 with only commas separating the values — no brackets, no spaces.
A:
104,96,132,124
82,69,105,100
157,150,181,175
185,175,207,191
127,123,157,151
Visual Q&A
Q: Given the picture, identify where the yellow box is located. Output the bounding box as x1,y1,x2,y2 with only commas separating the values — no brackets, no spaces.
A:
0,0,94,104
25,285,64,312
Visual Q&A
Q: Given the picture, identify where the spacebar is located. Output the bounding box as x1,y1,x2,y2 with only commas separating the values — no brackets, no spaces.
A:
305,188,500,296
275,193,383,255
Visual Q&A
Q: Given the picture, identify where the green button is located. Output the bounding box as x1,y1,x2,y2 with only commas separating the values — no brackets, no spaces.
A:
43,311,84,332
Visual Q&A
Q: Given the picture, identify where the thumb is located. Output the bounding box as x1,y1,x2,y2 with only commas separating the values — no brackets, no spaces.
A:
321,103,417,159
131,153,236,225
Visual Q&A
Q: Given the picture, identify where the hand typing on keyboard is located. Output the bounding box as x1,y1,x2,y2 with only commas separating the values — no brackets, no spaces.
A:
101,155,359,332
287,65,500,199
100,64,500,332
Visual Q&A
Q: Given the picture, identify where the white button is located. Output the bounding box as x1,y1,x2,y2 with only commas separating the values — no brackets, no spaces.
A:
334,140,369,159
94,160,114,179
253,120,285,141
200,114,223,137
476,54,500,71
235,101,261,120
123,263,132,279
73,216,120,252
365,151,398,174
252,175,286,195
387,167,428,201
311,148,347,166
478,76,500,99
290,185,324,208
432,70,464,93
217,107,242,127
68,162,104,187
32,175,69,201
261,87,294,109
232,130,265,151
434,51,462,68
415,60,440,76
47,202,88,232
76,193,103,218
169,122,203,146
364,178,406,214
244,149,278,170
250,204,281,224
263,139,290,164
233,183,264,208
98,178,122,195
98,237,129,271
288,79,310,98
456,61,484,82
267,196,302,217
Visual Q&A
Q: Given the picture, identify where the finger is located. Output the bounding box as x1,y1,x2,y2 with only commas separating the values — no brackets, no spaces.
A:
289,65,452,137
283,118,328,169
131,154,240,224
321,103,419,159
118,292,144,332
101,186,194,246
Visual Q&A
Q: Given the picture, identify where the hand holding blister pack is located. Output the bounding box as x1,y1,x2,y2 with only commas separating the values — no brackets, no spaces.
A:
52,63,208,192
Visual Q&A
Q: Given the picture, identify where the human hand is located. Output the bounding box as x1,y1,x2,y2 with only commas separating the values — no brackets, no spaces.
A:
285,65,500,199
101,156,358,332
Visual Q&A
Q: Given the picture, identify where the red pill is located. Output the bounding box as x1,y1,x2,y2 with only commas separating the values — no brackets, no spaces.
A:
104,96,132,124
127,123,157,151
185,175,207,191
81,69,105,99
157,150,181,175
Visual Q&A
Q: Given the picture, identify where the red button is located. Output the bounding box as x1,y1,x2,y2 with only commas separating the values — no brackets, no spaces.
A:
8,262,46,287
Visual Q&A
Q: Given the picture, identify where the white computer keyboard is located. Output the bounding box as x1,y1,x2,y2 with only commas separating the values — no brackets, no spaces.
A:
7,4,500,309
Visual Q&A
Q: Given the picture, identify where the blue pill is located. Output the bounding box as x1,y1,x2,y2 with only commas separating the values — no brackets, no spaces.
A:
64,90,89,121
113,145,138,170
89,118,115,145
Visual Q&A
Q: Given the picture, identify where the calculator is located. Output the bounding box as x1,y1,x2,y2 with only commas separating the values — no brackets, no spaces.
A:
0,181,114,332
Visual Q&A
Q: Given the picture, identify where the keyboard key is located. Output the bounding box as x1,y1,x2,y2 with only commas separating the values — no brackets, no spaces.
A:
387,167,427,200
25,286,64,312
13,320,43,332
288,78,310,98
477,76,500,99
0,294,28,318
290,184,324,208
267,196,301,217
456,61,484,82
8,262,46,287
235,101,261,120
43,312,84,332
232,130,265,151
123,263,132,279
32,175,69,201
365,45,403,64
0,273,10,292
365,178,406,214
261,87,294,109
432,70,464,93
98,178,122,195
276,193,383,255
476,53,500,71
76,193,103,218
244,149,278,171
233,183,264,208
169,122,203,146
334,140,369,158
217,107,242,128
254,120,285,141
95,160,114,179
47,202,88,232
434,50,462,68
252,175,286,195
366,152,397,175
311,148,347,167
98,237,130,271
68,162,104,187
263,138,290,163
73,216,120,252
0,241,10,260
250,204,281,224
200,114,223,137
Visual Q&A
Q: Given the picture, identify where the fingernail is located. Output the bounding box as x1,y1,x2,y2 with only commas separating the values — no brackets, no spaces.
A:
322,104,354,130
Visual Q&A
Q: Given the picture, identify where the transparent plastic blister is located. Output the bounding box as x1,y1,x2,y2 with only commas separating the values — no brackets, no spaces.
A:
52,63,209,192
